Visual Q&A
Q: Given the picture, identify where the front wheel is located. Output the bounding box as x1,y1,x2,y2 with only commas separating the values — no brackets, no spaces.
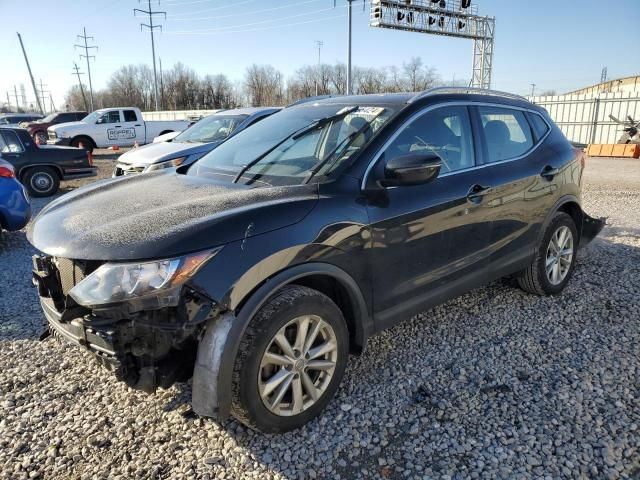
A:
517,212,578,295
22,166,60,197
34,131,48,145
230,285,349,433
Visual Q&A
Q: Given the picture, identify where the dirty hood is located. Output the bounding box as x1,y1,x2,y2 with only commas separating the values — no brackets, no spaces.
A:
117,140,219,166
28,172,318,261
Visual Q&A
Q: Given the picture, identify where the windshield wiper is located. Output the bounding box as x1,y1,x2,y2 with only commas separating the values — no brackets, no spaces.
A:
232,106,359,184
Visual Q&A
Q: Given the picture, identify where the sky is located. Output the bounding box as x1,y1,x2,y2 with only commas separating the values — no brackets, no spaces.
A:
1,0,639,110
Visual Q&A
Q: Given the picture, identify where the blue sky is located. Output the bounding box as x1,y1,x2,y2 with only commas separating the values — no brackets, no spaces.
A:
1,0,638,109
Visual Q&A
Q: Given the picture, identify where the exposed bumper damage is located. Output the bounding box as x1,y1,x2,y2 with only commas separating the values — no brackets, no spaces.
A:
580,211,606,247
33,254,224,397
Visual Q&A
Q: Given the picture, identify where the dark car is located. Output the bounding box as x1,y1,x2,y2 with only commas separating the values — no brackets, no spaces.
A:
0,156,31,235
21,111,88,145
28,88,604,433
0,127,96,197
0,113,43,127
113,107,280,176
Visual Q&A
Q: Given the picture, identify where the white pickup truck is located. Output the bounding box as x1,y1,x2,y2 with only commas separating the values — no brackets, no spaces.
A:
47,107,189,151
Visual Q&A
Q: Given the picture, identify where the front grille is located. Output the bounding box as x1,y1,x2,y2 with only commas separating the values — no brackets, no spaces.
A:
55,258,88,296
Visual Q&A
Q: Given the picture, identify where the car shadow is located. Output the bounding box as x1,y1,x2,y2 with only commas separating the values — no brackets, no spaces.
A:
156,233,640,479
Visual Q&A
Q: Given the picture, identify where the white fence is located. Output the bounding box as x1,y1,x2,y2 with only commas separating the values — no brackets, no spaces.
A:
528,92,640,145
141,109,222,121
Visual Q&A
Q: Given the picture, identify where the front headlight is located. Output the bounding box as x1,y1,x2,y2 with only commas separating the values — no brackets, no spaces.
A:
145,156,188,172
69,249,219,307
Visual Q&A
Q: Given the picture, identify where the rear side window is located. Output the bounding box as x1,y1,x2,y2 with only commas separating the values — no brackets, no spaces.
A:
528,112,550,140
0,131,25,153
478,107,534,163
123,110,138,122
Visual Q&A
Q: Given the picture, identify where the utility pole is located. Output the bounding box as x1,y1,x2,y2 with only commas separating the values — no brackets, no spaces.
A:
75,27,97,112
134,0,166,112
159,57,164,110
13,86,20,111
530,83,536,97
314,40,324,96
6,92,12,112
347,0,353,95
72,63,89,112
16,32,44,115
37,79,50,114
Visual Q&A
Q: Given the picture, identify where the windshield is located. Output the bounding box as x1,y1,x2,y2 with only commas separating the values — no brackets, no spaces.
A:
82,111,102,123
191,104,396,186
40,113,57,123
174,114,247,144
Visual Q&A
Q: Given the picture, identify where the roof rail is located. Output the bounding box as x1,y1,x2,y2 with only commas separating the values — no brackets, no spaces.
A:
408,87,529,104
286,95,340,108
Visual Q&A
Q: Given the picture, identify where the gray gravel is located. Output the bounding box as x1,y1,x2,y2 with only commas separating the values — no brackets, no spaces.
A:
1,156,639,479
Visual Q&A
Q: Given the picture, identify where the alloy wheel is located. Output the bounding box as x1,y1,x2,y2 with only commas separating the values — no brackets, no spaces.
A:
258,315,338,417
545,225,574,285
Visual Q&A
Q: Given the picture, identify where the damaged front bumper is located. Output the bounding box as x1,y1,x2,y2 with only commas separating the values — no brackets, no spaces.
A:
32,254,222,394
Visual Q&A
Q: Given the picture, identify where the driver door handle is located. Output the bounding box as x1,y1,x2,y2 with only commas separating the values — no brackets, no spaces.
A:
467,184,492,203
540,165,559,179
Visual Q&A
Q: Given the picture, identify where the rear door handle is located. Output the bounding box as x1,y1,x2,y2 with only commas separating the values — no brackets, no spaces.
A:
115,125,122,128
540,165,559,179
467,184,492,203
134,124,141,127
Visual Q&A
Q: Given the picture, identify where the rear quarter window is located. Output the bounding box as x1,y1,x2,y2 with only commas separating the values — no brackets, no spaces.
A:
528,112,551,140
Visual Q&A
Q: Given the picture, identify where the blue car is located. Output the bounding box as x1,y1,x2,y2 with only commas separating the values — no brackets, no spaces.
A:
0,156,31,234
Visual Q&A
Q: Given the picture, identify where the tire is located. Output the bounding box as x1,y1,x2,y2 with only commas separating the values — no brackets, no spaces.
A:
517,212,578,295
230,285,349,433
70,136,94,153
34,131,48,145
22,167,60,197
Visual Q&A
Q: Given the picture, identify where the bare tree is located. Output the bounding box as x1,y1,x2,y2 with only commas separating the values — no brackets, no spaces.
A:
244,64,284,106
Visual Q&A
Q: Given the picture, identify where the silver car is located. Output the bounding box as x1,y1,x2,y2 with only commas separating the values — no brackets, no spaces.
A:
113,107,281,176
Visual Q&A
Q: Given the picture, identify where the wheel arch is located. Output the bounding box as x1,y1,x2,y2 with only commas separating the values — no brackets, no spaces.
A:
159,130,174,136
19,163,63,182
543,196,583,243
70,134,96,149
192,262,371,420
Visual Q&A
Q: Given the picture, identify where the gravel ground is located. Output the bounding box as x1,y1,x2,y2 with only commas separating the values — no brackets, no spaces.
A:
0,155,638,479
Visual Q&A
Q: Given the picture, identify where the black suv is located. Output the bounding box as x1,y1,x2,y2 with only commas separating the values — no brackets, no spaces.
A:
29,88,603,433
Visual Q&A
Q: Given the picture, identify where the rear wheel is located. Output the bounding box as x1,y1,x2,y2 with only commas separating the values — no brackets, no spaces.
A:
231,285,349,433
70,136,95,153
517,212,578,295
22,166,60,197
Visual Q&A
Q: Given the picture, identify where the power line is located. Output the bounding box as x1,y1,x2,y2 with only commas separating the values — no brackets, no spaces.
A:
163,13,347,36
134,0,166,111
75,27,97,112
168,0,322,21
165,5,346,33
166,0,256,9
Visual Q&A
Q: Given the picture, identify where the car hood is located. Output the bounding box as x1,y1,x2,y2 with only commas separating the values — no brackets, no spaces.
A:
49,121,85,131
117,141,218,166
28,172,318,261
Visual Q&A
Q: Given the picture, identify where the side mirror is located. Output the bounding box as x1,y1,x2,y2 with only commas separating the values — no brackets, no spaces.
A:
96,116,105,124
382,152,441,187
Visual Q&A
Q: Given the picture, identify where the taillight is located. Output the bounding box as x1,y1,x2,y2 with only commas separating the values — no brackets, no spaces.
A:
0,166,15,178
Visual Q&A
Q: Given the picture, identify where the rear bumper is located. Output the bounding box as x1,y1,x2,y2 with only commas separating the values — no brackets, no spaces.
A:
580,212,606,247
47,138,72,147
62,167,97,181
0,182,31,231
